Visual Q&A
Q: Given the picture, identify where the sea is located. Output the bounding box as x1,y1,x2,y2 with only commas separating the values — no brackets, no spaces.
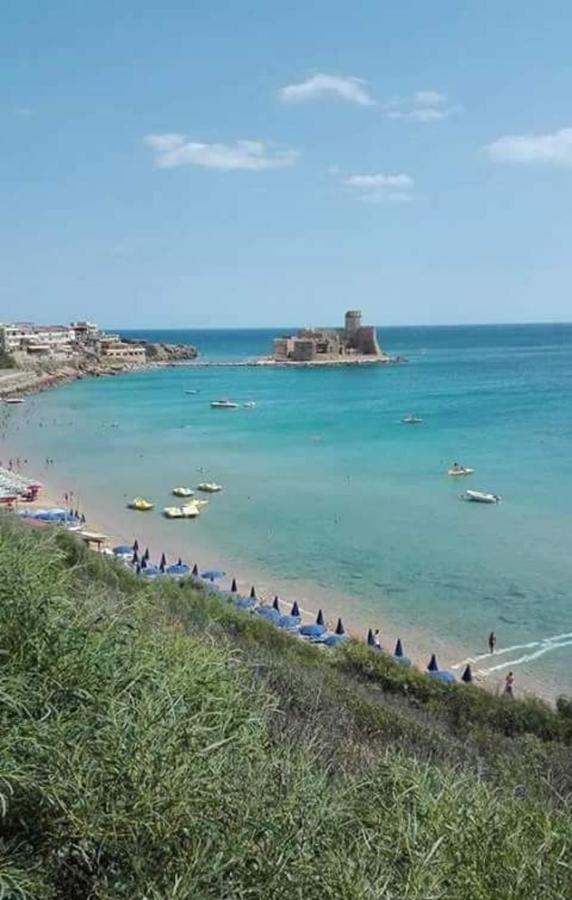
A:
3,324,572,696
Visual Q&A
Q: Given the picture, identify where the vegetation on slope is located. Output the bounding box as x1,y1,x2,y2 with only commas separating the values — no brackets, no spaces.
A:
0,520,571,899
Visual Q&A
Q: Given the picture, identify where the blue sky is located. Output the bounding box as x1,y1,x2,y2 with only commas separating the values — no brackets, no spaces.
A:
2,0,572,327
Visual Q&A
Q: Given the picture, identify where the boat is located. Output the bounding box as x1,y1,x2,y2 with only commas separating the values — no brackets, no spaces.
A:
402,414,422,424
243,401,256,408
172,486,194,497
128,497,154,511
163,505,200,519
210,400,239,409
448,465,475,477
3,397,25,404
462,490,501,504
185,389,198,395
197,482,222,493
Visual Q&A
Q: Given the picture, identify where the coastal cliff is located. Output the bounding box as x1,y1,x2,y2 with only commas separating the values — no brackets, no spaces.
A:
0,340,198,399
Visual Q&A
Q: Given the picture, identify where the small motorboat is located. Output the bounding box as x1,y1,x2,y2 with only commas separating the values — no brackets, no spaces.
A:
402,414,422,424
210,399,239,409
448,465,475,477
3,397,25,404
185,389,198,395
128,497,154,511
243,401,256,408
172,486,194,497
462,490,501,504
197,482,222,493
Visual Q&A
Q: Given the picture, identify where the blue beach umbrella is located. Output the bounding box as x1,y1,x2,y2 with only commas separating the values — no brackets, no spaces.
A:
322,632,349,648
429,670,456,685
201,569,226,581
166,563,190,577
234,595,256,609
255,606,281,624
461,664,473,683
277,614,301,630
142,566,160,578
300,610,327,638
113,545,132,556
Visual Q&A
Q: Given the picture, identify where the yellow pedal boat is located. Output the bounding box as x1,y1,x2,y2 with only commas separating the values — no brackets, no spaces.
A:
128,497,154,511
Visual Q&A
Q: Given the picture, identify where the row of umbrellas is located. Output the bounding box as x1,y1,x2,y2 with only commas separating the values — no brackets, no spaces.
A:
113,541,468,677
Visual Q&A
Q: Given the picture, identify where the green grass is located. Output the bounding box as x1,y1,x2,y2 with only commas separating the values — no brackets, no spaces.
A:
1,520,571,898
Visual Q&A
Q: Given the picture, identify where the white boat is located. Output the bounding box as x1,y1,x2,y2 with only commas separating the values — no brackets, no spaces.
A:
163,504,200,519
185,389,198,395
197,482,222,493
402,414,422,424
243,401,256,408
210,399,239,409
463,490,501,504
172,486,194,497
448,465,475,477
3,397,25,404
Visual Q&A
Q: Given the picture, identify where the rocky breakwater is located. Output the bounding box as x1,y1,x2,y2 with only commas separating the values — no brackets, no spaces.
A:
127,340,199,364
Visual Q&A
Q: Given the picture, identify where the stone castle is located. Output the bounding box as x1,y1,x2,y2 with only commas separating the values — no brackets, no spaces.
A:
272,310,382,363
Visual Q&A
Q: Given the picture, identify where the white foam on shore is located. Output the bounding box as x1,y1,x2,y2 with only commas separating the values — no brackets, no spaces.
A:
452,631,572,677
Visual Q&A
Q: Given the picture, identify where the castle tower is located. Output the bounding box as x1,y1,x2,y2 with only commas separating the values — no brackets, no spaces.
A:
344,310,362,341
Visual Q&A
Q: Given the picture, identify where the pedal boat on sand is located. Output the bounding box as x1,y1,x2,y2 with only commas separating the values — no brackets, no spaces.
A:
462,490,501,504
128,497,154,511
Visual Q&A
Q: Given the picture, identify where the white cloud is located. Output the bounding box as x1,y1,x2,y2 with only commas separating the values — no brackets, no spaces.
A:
484,126,572,166
385,90,458,123
279,73,375,106
342,171,414,203
145,134,300,171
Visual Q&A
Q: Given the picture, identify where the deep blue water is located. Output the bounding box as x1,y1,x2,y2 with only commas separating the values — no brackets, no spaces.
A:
5,324,572,692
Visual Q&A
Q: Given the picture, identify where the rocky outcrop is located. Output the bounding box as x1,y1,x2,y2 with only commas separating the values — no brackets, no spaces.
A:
132,341,199,362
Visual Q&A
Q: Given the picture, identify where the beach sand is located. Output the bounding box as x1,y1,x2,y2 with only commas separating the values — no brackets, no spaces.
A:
7,455,556,704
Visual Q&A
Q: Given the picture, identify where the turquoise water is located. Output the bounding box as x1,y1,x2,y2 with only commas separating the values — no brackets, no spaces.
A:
4,325,572,692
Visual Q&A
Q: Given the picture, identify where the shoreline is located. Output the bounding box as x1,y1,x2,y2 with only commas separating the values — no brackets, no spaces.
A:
8,453,562,705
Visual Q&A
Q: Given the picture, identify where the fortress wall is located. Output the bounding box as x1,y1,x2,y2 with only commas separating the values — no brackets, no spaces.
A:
356,326,382,356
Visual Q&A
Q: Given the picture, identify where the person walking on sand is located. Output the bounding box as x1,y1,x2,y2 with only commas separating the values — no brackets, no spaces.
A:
504,671,515,697
373,629,381,650
488,631,496,654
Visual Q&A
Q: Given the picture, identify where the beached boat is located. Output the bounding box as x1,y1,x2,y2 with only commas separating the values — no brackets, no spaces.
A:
210,399,239,409
448,465,475,476
3,397,25,404
197,482,222,493
128,497,154,511
462,490,501,504
402,414,422,424
172,486,194,497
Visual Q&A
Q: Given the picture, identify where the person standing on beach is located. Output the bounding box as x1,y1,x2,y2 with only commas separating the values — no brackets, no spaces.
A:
504,672,515,697
488,631,496,654
373,629,381,650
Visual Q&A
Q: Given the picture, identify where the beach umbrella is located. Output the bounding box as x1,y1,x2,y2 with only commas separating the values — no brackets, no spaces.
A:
272,596,280,612
394,638,404,658
136,563,141,574
335,618,345,636
322,633,349,648
461,664,473,684
131,550,139,565
231,578,238,593
142,565,160,578
367,628,375,647
255,606,281,624
160,552,167,568
140,557,147,569
427,654,439,672
250,586,256,599
316,609,325,626
167,563,190,577
177,557,183,566
132,539,139,551
143,547,150,562
159,559,166,573
277,615,300,630
192,563,199,576
234,595,256,609
291,601,300,617
300,610,327,638
113,545,132,556
201,569,226,581
429,670,456,685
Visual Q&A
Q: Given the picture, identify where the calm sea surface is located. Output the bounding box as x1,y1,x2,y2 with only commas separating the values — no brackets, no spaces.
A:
5,324,572,691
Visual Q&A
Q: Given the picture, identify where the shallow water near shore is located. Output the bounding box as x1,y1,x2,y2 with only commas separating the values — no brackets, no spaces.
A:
3,324,572,696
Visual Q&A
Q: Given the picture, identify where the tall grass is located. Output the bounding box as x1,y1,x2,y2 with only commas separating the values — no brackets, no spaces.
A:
1,520,571,898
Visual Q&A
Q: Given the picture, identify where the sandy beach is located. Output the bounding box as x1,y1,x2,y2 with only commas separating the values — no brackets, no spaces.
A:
5,449,557,704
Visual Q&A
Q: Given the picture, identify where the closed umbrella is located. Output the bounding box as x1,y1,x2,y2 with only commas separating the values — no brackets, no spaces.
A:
461,664,473,683
250,585,256,599
160,552,167,569
335,618,345,635
394,638,404,658
231,578,238,593
131,550,139,565
367,628,375,647
272,596,280,612
192,563,199,576
132,539,139,551
143,548,150,562
291,601,300,617
427,654,439,672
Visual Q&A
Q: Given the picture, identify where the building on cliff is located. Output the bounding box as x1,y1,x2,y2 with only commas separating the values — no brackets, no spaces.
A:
272,310,382,362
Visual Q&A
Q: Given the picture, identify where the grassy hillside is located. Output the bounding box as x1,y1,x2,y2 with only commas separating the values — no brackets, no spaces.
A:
1,520,571,899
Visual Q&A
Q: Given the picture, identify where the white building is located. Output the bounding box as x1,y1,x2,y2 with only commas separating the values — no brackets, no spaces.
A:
0,323,75,355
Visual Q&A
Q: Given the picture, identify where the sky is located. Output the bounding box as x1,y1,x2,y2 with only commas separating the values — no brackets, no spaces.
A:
2,0,572,328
